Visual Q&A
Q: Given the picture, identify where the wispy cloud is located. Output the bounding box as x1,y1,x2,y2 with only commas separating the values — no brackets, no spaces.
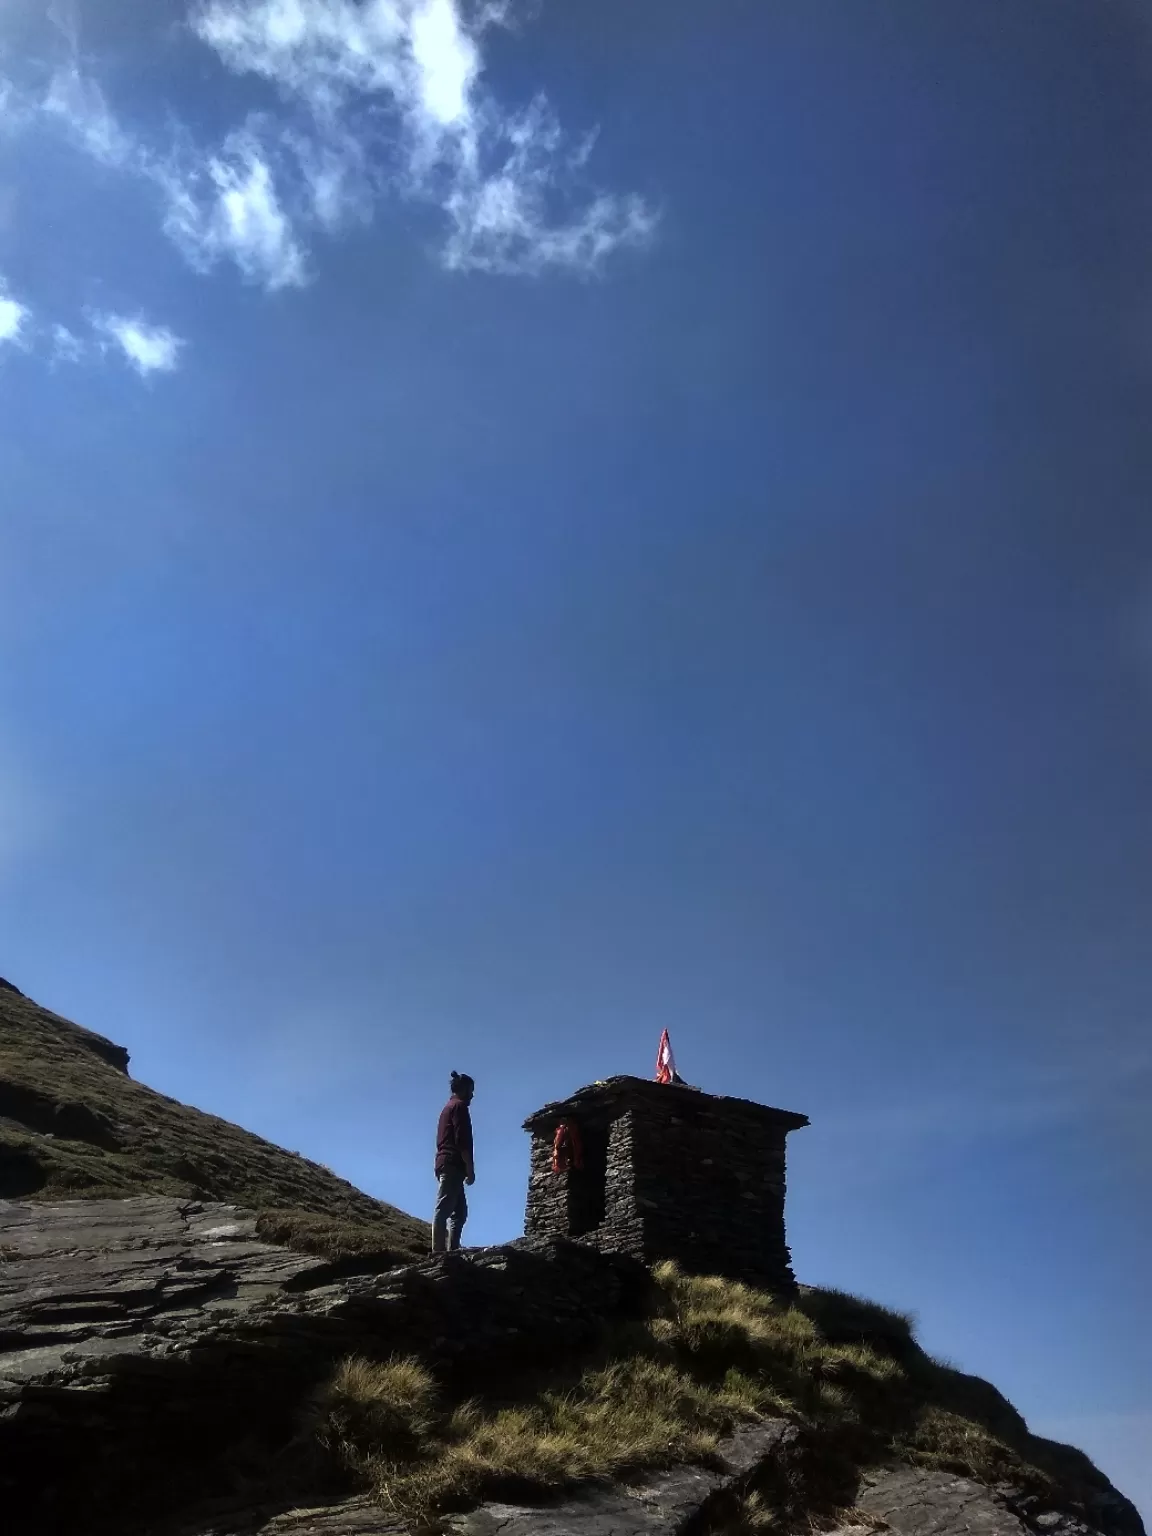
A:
0,274,181,377
93,313,186,375
159,129,308,289
179,0,656,280
16,0,656,286
440,99,656,275
192,0,485,130
0,0,654,362
42,65,133,168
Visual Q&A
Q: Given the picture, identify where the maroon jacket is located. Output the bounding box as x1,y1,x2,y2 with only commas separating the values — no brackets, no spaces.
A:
435,1095,474,1178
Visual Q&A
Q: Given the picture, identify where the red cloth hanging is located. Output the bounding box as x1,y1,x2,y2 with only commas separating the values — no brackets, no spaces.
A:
552,1120,585,1173
655,1028,677,1084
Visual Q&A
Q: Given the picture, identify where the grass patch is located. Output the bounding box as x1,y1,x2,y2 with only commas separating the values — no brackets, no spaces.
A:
794,1287,918,1365
253,1210,413,1267
310,1358,441,1463
303,1265,1131,1533
307,1350,728,1525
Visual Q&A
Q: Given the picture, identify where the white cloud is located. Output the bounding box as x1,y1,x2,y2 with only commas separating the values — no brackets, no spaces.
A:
189,0,656,277
94,313,185,375
27,53,307,290
0,277,183,380
160,131,308,288
0,298,183,378
0,55,181,378
289,126,373,230
0,284,29,346
193,0,477,131
4,0,655,306
442,99,658,275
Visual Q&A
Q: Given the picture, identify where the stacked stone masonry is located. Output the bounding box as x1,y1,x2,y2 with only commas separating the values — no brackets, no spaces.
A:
523,1076,808,1293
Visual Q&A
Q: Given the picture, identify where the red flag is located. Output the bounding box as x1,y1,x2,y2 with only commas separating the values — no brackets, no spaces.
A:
655,1029,676,1084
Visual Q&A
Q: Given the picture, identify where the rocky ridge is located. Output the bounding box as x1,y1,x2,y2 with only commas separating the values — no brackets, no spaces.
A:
0,981,1145,1536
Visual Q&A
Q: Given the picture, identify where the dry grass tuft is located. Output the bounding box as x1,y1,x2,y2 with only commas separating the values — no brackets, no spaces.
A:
302,1268,905,1524
793,1288,917,1364
716,1490,782,1533
307,1358,441,1465
651,1263,905,1429
334,1354,730,1522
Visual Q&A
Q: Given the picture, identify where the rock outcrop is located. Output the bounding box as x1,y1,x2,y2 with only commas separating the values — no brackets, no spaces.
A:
0,1196,650,1535
150,1434,1150,1536
850,1466,1133,1536
4,1191,1143,1536
182,1503,403,1535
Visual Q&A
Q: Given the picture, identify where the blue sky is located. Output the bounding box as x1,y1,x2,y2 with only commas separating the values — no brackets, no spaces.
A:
2,0,1151,1517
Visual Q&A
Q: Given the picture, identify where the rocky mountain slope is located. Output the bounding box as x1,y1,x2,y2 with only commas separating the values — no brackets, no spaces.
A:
0,980,1143,1536
0,977,428,1260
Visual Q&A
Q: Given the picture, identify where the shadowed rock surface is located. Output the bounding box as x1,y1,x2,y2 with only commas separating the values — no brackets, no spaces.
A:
182,1504,403,1535
162,1435,1146,1536
850,1465,1134,1536
168,1424,796,1535
0,1195,652,1534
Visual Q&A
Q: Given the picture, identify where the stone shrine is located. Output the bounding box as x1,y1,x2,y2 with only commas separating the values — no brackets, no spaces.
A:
522,1075,808,1292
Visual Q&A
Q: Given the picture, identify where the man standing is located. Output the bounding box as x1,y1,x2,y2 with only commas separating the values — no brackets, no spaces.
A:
433,1071,475,1253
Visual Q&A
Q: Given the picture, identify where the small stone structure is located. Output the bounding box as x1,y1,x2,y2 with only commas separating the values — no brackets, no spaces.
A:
522,1076,808,1292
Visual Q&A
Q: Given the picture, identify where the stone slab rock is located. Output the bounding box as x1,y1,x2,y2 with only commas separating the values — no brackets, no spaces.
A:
854,1467,1034,1536
849,1466,1127,1536
0,1196,323,1375
240,1509,400,1535
444,1421,798,1536
180,1499,405,1535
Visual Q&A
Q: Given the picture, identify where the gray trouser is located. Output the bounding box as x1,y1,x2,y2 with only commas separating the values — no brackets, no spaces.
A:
432,1165,468,1252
